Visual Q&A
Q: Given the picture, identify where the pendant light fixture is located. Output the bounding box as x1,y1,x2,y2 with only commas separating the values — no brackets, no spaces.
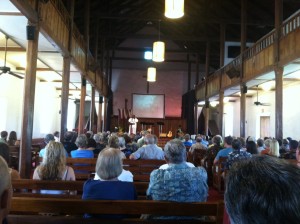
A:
152,20,165,62
165,0,184,19
147,67,156,82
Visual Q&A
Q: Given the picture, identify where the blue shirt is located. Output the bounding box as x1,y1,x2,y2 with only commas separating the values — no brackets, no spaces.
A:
71,149,94,158
82,179,137,218
132,144,164,160
215,147,233,160
39,148,69,158
147,163,208,202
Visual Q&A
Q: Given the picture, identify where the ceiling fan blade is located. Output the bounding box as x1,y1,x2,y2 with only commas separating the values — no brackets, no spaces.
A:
8,71,24,79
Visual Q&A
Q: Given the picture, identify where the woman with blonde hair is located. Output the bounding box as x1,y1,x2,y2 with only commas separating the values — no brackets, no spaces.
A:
269,139,280,157
33,141,75,181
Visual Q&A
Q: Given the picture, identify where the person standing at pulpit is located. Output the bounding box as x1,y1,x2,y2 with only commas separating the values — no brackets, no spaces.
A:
128,115,138,134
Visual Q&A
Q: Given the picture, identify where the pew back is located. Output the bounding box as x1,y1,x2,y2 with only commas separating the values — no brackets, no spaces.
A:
9,197,224,224
12,179,149,199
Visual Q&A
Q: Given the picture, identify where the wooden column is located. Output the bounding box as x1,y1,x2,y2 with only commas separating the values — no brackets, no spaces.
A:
240,88,246,138
84,0,90,58
187,54,191,91
19,22,39,178
204,102,209,136
219,23,225,136
275,67,283,139
103,97,107,131
219,24,225,67
204,42,210,136
218,91,224,136
60,57,70,142
274,0,283,139
240,0,247,138
90,87,95,132
194,103,198,134
97,96,103,132
78,78,86,134
195,53,199,85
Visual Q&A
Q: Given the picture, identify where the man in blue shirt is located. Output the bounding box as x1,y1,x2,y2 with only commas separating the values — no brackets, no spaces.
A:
213,135,233,165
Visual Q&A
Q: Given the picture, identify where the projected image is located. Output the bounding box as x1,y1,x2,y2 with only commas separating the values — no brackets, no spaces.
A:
132,94,165,118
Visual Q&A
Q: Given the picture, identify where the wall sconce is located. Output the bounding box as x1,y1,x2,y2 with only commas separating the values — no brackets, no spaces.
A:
165,0,184,19
147,67,156,82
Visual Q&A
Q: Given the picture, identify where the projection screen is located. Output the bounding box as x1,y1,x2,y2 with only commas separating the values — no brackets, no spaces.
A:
132,94,165,118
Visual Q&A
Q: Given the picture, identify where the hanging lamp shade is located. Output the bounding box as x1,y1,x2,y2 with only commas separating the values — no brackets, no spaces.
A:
165,0,184,19
147,67,156,82
152,41,165,62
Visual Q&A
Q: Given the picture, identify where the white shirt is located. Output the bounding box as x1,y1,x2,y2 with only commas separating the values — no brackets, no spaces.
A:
159,162,195,169
94,169,133,182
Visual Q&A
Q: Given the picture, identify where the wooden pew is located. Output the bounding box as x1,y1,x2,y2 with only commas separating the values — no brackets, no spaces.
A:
36,158,165,181
212,157,227,193
12,179,149,200
8,197,224,224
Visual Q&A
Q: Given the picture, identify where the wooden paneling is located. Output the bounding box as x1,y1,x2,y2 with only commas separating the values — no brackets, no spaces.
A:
39,0,70,53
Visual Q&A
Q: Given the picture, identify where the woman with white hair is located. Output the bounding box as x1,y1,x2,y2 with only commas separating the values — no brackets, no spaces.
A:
83,148,136,218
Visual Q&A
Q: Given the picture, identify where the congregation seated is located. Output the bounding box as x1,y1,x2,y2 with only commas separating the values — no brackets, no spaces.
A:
62,131,77,154
39,134,69,158
268,139,280,157
0,156,12,224
245,140,258,155
283,139,298,159
83,147,137,219
129,134,164,160
213,136,233,165
93,133,106,155
182,134,193,148
189,136,207,154
0,143,20,180
225,139,252,170
0,131,8,144
122,134,139,157
86,131,97,151
71,134,94,159
146,139,208,219
33,141,75,194
225,155,300,223
256,138,265,154
261,138,271,155
7,131,18,146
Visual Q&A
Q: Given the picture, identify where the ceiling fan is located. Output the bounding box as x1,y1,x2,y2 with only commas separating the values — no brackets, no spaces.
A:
0,36,24,79
254,85,270,106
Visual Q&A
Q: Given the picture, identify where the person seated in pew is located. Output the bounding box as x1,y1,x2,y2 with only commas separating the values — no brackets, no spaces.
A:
0,143,20,180
213,136,234,165
39,134,69,158
225,155,300,224
62,131,78,155
146,139,208,219
71,134,94,159
93,133,106,155
33,141,75,194
0,156,12,224
129,134,164,160
189,136,207,154
0,131,8,144
82,148,137,219
182,134,193,148
159,140,195,169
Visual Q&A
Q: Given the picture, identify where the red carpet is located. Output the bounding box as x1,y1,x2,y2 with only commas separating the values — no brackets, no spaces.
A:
207,187,224,202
